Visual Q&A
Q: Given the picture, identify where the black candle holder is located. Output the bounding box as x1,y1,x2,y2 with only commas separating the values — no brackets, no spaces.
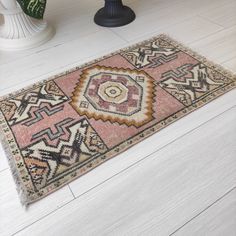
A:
94,0,136,27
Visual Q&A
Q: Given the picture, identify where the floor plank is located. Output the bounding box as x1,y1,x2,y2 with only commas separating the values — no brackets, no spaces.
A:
172,188,236,236
160,16,224,44
123,15,224,46
190,26,236,63
180,0,235,15
199,0,236,28
0,170,74,236
223,57,236,73
15,107,236,236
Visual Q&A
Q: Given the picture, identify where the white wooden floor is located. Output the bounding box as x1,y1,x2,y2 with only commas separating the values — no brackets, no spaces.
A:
0,0,236,235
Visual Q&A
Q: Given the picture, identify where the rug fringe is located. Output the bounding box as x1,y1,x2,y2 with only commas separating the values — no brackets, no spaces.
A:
0,116,29,206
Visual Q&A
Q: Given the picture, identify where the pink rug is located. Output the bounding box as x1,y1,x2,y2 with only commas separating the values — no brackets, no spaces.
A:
0,34,235,205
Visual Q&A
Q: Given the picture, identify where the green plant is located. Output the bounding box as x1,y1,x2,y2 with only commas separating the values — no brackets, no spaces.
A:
17,0,47,19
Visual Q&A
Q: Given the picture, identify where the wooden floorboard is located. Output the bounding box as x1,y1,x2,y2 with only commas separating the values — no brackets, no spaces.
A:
0,170,74,236
224,57,236,73
172,188,236,236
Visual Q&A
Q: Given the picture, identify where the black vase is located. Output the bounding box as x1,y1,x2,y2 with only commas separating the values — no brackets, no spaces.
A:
94,0,136,27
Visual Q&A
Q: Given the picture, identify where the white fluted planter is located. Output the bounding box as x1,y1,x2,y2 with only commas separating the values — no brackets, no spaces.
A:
0,0,54,51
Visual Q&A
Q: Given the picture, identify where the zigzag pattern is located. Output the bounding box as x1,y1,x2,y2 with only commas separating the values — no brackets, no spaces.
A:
161,64,193,79
31,118,74,141
23,105,64,126
148,54,178,68
159,64,225,105
121,40,179,69
5,82,68,125
22,119,108,189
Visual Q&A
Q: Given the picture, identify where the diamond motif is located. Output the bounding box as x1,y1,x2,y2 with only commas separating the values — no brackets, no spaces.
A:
71,66,155,127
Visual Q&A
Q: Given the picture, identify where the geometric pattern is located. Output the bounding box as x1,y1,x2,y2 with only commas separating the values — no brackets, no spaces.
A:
0,81,68,126
121,38,179,69
31,117,74,141
71,66,156,127
0,34,235,205
22,118,107,190
23,105,65,127
159,64,232,105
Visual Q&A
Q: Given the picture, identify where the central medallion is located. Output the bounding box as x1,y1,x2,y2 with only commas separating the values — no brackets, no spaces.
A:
71,65,155,127
98,81,128,105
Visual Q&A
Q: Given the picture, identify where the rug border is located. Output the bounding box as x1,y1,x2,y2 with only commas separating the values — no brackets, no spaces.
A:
0,34,235,206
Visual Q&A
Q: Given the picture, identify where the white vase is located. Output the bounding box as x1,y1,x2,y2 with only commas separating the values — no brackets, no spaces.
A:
0,0,54,50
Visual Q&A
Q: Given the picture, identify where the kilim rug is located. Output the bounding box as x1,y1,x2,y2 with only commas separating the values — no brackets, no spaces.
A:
0,35,235,205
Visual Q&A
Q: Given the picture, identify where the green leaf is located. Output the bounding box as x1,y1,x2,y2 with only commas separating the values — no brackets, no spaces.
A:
17,0,47,19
